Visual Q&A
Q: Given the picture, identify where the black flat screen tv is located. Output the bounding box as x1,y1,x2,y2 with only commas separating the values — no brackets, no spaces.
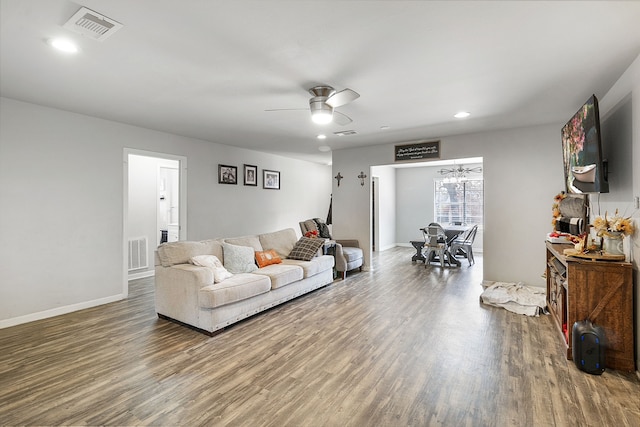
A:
561,94,608,193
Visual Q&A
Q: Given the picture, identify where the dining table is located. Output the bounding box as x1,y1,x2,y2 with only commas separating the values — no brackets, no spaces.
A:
444,224,470,244
416,224,470,267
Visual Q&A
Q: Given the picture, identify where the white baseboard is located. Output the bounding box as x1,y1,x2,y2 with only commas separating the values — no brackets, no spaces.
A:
0,294,124,329
128,270,154,281
377,243,398,251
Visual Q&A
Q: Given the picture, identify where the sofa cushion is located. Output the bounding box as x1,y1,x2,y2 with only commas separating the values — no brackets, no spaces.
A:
282,255,334,278
224,235,263,252
190,255,233,283
287,237,325,261
342,246,364,263
157,239,223,267
198,274,271,308
222,243,258,274
255,249,282,268
258,228,298,259
255,264,303,289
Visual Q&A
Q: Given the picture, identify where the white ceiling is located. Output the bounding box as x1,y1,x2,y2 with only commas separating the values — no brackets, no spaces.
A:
2,1,639,164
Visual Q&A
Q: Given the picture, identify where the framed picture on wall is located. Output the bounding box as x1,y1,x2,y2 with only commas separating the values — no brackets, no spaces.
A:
244,164,258,186
218,164,237,184
263,169,280,190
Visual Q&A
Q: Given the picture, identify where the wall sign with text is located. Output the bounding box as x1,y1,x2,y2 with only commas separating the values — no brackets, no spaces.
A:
394,140,440,162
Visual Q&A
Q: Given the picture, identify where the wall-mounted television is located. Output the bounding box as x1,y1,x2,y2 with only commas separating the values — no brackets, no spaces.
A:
561,94,608,193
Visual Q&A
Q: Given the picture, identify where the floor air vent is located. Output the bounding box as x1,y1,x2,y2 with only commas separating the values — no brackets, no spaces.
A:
63,7,123,41
128,237,148,271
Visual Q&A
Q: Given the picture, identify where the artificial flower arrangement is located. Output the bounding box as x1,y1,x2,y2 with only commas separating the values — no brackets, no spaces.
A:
551,191,567,230
304,230,319,238
591,209,635,237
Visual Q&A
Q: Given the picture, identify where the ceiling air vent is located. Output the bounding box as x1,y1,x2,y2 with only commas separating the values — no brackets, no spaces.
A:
63,7,123,41
334,130,358,136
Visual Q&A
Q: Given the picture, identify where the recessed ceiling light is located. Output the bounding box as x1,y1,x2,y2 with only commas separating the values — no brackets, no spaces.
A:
318,145,331,152
48,38,79,54
454,111,471,119
380,126,391,130
317,134,327,140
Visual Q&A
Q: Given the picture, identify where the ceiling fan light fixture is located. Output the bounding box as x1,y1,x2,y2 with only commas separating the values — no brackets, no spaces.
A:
312,111,332,124
309,99,333,124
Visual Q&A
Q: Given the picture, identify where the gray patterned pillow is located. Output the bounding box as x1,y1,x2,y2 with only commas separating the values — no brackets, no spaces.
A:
287,237,325,261
222,242,258,273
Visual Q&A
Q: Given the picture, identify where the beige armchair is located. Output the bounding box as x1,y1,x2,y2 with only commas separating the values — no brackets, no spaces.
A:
299,218,363,280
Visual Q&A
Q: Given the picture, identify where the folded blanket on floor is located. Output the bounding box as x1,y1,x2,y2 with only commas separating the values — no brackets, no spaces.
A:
480,282,547,316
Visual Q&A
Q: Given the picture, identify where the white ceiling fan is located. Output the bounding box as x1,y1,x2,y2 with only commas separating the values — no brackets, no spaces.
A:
266,85,360,125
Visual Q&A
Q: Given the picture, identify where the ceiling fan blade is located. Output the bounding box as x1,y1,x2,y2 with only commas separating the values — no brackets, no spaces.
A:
264,108,308,112
333,111,353,126
325,88,360,108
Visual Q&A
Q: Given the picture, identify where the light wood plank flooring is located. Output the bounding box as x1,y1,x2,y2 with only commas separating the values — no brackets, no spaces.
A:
1,247,638,426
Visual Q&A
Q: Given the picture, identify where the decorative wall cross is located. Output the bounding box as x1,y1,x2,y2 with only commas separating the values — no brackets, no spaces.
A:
358,171,367,186
334,172,343,186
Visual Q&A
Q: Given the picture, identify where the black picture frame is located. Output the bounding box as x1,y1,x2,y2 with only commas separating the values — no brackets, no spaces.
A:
218,164,237,184
263,169,280,190
244,164,257,186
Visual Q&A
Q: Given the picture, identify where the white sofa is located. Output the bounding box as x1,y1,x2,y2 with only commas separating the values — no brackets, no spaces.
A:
154,228,335,335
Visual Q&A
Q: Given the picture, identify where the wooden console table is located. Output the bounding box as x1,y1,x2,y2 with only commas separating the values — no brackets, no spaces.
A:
545,242,635,371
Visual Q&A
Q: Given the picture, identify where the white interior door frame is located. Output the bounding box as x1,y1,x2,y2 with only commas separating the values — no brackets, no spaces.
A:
123,148,188,297
372,176,380,252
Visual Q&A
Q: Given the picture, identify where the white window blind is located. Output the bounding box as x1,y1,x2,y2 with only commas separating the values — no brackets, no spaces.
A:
434,178,484,226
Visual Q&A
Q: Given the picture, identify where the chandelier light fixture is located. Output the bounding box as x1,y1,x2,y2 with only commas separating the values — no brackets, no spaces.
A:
438,164,482,183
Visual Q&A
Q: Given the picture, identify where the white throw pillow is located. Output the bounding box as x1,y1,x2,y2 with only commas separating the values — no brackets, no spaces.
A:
190,255,233,283
222,243,258,274
191,254,223,268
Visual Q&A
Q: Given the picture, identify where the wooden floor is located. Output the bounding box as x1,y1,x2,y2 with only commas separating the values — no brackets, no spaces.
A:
1,247,638,426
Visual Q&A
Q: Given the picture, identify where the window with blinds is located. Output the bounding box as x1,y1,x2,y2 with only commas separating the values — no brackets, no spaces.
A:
434,178,484,226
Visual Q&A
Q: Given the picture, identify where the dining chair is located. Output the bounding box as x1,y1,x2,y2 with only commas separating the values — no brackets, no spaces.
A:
449,224,478,266
421,223,448,268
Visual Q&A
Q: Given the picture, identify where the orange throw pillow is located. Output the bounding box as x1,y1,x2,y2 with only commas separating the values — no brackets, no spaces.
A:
255,249,282,268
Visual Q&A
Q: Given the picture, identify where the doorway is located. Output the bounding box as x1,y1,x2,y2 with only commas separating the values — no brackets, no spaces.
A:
123,149,187,295
370,157,483,257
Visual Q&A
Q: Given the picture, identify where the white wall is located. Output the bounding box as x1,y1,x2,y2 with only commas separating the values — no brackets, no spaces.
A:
371,165,396,252
0,97,331,327
333,125,561,285
596,53,640,371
